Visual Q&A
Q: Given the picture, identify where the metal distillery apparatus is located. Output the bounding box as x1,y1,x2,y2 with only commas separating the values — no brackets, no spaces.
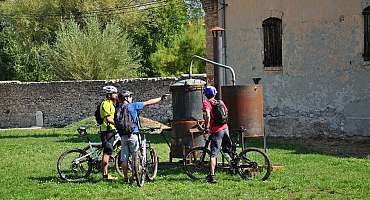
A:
221,79,265,149
169,79,206,162
167,52,266,161
187,55,266,151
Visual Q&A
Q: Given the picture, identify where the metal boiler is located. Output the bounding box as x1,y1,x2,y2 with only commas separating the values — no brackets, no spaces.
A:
221,78,265,150
169,79,206,161
221,84,264,137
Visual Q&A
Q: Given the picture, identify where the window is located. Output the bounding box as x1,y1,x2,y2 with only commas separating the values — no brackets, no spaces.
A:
363,7,370,61
263,17,282,69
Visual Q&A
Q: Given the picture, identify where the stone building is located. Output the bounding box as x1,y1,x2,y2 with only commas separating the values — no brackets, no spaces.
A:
201,0,370,139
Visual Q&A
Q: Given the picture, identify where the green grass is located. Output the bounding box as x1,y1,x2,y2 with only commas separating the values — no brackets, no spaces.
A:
0,119,369,200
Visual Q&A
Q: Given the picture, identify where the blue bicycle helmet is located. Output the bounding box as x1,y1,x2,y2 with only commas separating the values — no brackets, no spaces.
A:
204,85,217,98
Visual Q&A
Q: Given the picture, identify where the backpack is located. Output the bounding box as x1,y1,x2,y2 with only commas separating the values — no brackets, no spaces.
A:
211,100,228,126
115,103,135,135
94,101,104,125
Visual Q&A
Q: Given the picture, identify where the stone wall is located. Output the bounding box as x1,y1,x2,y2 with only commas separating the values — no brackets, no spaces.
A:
0,78,177,128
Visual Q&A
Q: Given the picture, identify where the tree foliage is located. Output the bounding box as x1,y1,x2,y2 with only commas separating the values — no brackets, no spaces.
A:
150,20,206,76
0,0,206,81
125,0,188,77
48,17,139,80
0,24,53,81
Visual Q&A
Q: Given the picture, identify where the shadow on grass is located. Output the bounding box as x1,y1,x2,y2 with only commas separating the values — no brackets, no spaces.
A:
29,175,110,184
29,163,190,185
157,161,184,176
255,137,370,159
149,132,370,159
28,176,74,183
56,135,100,143
0,132,69,140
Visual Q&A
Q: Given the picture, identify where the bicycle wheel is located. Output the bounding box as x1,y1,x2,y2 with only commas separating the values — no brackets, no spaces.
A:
133,150,145,187
57,149,92,182
237,147,272,181
183,147,211,180
145,147,158,181
114,150,124,179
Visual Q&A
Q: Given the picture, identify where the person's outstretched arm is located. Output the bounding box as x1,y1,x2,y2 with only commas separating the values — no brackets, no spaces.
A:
143,94,169,106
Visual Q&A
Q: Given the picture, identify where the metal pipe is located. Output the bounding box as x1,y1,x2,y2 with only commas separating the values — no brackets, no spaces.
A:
213,31,223,99
188,55,236,86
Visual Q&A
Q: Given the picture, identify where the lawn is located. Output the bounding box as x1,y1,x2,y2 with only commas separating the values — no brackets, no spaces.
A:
0,118,369,200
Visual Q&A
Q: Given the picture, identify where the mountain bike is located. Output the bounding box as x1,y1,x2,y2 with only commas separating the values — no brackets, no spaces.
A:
115,128,158,187
183,129,272,181
56,127,121,182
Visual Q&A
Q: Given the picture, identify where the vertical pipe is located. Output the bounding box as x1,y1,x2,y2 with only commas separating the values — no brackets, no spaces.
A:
221,0,228,86
212,28,224,100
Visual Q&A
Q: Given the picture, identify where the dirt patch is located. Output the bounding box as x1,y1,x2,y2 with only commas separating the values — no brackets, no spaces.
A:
140,117,171,130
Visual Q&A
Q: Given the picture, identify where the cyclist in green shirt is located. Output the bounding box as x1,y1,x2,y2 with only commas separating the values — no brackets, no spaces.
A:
100,85,118,180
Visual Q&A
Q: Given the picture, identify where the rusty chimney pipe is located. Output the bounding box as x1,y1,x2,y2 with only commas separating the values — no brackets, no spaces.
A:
211,27,224,99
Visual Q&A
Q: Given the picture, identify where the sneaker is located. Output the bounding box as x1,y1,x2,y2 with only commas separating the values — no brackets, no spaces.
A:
206,174,217,183
103,174,118,181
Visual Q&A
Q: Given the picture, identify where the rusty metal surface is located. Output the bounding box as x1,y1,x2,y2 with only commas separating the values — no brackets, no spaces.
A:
170,120,205,158
221,85,264,137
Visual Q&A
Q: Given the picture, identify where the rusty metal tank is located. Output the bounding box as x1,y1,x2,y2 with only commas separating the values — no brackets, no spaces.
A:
170,79,206,121
169,79,206,160
221,85,264,137
170,120,205,160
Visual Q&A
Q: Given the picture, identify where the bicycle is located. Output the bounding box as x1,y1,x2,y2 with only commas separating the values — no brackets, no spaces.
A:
56,127,121,182
115,128,159,187
183,129,272,181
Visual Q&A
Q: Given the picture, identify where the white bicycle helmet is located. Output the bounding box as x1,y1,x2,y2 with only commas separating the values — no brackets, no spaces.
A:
122,90,133,97
103,85,118,94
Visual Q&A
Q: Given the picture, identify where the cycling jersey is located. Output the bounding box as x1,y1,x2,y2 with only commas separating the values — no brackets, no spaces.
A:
100,99,116,132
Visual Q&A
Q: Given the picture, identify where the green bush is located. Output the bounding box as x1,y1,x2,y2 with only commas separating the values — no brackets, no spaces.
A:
48,17,140,80
150,20,206,76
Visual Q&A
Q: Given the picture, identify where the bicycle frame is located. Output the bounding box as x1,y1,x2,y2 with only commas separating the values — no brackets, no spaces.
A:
137,133,148,165
77,127,121,169
57,127,123,182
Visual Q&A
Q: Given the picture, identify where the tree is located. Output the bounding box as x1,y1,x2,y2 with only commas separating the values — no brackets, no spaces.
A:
185,0,205,20
125,0,188,77
0,0,206,80
150,20,206,76
47,17,139,80
0,24,53,81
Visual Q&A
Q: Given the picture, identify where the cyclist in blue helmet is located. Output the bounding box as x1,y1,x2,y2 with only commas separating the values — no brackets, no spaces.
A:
203,85,218,99
202,85,230,183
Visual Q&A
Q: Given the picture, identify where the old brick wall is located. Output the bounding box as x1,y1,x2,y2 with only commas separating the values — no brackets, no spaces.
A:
201,0,219,84
221,0,370,139
0,78,177,128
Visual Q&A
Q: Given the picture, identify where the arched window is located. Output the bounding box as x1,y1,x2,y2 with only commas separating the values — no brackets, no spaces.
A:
363,7,370,61
263,17,282,68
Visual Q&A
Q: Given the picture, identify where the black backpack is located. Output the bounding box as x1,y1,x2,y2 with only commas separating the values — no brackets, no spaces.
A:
115,103,135,135
94,101,104,125
211,100,228,126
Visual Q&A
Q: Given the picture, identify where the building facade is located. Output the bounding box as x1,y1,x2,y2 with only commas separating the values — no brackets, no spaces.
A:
202,0,370,138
